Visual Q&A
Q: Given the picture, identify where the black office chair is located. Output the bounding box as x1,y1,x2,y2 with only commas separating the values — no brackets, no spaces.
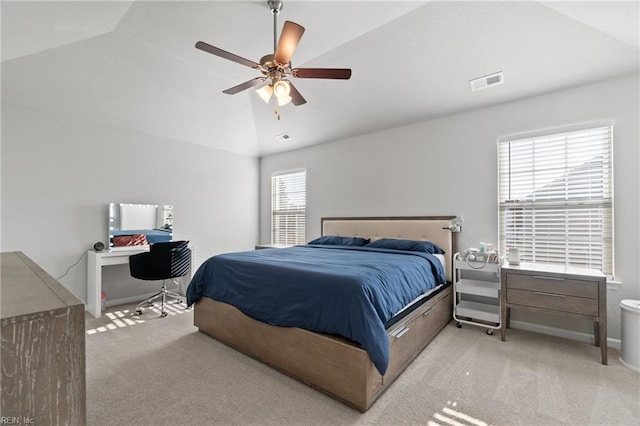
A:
129,240,191,317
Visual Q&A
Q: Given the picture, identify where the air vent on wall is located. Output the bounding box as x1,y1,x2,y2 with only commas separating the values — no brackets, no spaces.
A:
275,132,292,142
469,71,504,92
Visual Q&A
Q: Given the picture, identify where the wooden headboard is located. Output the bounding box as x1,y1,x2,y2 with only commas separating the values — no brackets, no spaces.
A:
321,216,459,283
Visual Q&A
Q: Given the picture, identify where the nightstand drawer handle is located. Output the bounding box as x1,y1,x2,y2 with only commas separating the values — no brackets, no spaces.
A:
423,308,432,317
533,291,565,298
393,326,410,339
533,275,565,281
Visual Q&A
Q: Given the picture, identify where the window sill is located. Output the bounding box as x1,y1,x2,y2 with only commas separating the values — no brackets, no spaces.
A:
607,280,622,290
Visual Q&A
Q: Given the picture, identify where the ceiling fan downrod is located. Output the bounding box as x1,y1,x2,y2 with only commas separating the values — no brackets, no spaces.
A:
268,0,283,54
268,0,284,119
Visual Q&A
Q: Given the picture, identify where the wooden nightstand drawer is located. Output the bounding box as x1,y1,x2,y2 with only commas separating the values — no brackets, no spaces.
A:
507,288,599,316
505,273,598,299
500,263,607,365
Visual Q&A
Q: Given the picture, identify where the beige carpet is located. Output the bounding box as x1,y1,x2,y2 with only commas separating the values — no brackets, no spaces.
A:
85,302,640,425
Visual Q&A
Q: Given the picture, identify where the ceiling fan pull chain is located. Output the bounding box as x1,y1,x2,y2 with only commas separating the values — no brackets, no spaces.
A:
274,99,280,120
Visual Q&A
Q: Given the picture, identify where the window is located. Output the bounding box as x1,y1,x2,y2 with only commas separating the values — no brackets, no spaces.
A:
498,125,613,276
271,169,306,245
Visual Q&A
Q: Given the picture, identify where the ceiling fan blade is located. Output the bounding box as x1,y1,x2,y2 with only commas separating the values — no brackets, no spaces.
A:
195,41,260,69
287,81,307,106
274,21,305,66
222,77,266,95
292,68,352,79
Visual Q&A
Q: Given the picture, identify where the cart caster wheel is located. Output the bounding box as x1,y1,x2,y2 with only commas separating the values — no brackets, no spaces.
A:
456,322,462,328
133,310,142,316
486,329,494,335
160,312,168,318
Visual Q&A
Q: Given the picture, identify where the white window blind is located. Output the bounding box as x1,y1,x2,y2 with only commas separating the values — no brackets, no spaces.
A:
498,125,613,276
271,170,306,245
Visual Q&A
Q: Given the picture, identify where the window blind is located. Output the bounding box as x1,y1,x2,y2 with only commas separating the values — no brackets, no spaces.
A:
271,170,306,245
498,126,613,276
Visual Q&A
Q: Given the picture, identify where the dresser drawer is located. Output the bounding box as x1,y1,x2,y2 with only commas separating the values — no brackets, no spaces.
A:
385,318,417,379
415,290,451,347
505,273,598,299
507,288,599,316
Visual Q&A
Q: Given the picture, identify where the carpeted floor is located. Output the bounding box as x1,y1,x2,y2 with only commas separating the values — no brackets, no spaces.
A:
85,302,640,425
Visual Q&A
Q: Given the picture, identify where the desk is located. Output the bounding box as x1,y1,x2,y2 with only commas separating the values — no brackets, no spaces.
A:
87,247,148,318
500,263,607,364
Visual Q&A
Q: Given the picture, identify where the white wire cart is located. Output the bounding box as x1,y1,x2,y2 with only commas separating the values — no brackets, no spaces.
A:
453,252,501,335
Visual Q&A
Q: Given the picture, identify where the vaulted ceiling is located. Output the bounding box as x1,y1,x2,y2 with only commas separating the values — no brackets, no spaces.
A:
2,1,638,157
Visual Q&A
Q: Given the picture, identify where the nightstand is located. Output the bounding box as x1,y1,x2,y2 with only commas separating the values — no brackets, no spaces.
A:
500,263,607,364
254,244,292,250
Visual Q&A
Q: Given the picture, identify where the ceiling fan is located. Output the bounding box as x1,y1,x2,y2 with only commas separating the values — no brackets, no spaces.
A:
195,0,352,119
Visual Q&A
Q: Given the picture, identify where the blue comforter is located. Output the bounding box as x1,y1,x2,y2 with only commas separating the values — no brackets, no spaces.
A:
186,245,446,375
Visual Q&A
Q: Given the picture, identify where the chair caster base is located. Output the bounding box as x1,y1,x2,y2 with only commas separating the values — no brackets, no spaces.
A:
133,310,143,316
160,312,168,318
486,329,494,336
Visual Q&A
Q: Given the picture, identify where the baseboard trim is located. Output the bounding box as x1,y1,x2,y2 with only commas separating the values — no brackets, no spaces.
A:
619,357,640,372
510,319,621,350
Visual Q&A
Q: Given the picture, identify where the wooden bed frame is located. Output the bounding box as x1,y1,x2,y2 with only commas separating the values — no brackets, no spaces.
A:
193,216,458,411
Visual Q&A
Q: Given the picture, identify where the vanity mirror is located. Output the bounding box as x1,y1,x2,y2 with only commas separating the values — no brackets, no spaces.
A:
108,203,173,250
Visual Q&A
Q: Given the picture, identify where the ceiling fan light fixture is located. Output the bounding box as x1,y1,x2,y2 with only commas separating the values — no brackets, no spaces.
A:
273,80,292,105
276,94,292,106
273,80,290,97
256,84,273,103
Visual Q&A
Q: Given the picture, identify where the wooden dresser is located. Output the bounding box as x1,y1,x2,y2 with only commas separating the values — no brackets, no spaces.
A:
1,251,86,424
500,263,607,364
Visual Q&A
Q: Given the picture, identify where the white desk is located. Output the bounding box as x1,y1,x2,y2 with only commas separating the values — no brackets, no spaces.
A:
87,248,148,318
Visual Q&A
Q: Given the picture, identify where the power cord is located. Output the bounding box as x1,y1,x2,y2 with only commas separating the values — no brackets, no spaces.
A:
466,254,490,269
56,251,87,281
465,251,500,270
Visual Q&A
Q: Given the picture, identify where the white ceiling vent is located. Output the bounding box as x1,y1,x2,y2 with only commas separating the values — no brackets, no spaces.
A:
275,132,292,142
469,71,504,92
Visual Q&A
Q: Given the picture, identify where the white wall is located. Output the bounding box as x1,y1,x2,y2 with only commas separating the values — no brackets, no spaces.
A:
2,103,259,303
259,73,640,341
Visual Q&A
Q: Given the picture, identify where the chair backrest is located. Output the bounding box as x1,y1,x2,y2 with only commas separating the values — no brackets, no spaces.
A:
130,241,191,280
165,241,190,278
150,240,189,253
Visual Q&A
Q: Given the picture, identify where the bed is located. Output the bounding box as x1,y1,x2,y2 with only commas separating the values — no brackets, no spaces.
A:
188,216,458,411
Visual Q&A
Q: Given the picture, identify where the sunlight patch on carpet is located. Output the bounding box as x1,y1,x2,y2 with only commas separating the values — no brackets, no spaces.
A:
428,401,488,426
86,302,191,335
86,309,144,334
